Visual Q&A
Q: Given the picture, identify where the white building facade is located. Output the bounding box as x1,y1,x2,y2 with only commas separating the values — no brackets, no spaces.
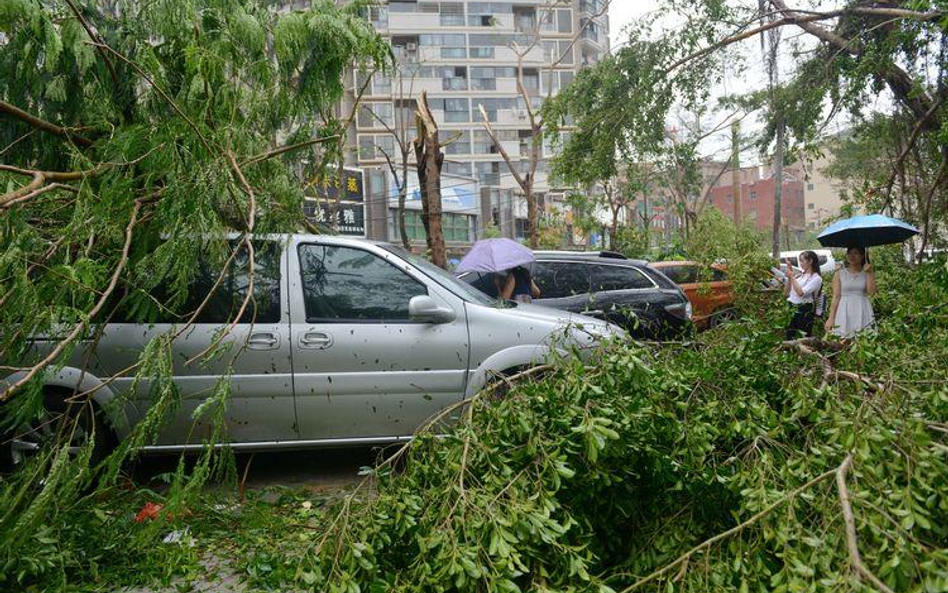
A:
348,0,610,251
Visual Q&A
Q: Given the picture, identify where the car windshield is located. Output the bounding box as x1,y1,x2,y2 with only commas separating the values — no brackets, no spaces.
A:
380,244,498,306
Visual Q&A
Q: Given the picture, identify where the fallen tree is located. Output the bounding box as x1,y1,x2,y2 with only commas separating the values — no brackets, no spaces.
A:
289,256,948,593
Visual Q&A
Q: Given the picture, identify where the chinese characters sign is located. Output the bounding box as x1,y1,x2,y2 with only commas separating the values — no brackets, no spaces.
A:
306,167,365,236
303,200,365,236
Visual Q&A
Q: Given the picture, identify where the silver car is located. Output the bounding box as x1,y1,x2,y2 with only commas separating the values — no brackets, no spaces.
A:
2,235,620,465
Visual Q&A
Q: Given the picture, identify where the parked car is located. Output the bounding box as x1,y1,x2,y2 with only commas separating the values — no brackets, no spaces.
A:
459,252,692,339
650,261,736,329
780,249,837,275
1,235,622,469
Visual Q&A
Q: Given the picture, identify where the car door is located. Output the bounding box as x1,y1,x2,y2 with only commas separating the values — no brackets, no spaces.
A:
290,241,470,441
93,239,298,446
533,261,594,314
587,264,661,334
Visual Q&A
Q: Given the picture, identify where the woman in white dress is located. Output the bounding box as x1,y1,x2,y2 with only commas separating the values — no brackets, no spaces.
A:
825,246,877,338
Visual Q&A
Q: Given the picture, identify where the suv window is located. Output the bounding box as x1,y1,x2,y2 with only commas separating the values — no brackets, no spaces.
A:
299,244,427,322
591,264,652,292
534,262,590,299
660,265,697,285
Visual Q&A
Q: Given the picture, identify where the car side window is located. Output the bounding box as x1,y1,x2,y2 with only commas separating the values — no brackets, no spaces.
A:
533,262,590,299
711,268,728,282
106,240,282,324
591,265,652,292
659,265,690,284
298,244,427,322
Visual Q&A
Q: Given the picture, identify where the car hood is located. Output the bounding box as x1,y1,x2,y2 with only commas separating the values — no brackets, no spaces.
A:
501,302,626,339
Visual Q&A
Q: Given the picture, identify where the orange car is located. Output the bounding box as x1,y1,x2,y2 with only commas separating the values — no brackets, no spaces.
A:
651,261,735,329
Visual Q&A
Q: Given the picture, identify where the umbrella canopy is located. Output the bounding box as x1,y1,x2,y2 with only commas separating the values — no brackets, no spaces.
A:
455,238,534,274
817,214,919,248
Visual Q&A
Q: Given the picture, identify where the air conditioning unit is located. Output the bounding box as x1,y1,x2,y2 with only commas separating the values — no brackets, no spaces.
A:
405,42,418,52
515,109,528,120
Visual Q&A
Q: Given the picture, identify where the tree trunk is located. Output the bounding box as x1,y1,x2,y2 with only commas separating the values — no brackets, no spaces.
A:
527,129,542,249
413,91,447,269
398,153,410,250
772,116,785,259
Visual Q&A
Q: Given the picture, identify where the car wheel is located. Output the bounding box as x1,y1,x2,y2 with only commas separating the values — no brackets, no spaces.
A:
709,309,737,328
0,388,111,473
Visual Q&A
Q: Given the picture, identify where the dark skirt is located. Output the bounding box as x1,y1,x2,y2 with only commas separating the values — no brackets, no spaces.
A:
786,302,815,340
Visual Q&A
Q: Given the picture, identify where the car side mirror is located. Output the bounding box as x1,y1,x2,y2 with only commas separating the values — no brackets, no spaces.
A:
409,295,456,324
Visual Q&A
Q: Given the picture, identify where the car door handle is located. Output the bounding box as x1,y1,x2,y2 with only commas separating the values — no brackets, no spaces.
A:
248,331,280,349
300,331,333,349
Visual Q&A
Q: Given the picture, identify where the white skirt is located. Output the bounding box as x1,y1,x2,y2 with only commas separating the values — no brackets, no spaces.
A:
831,295,874,338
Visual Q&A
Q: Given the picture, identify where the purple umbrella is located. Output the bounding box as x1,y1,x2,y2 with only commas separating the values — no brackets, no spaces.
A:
455,238,535,274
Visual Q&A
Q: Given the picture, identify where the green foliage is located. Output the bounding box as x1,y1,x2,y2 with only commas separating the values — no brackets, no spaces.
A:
0,0,389,588
267,258,948,593
685,208,773,312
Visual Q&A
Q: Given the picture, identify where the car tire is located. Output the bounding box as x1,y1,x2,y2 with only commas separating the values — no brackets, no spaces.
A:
0,388,111,474
708,308,737,328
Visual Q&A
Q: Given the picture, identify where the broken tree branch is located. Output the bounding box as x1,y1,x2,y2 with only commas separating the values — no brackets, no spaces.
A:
0,100,93,147
837,454,896,593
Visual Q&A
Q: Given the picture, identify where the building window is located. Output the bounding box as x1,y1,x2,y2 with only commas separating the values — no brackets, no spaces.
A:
430,98,470,123
469,47,494,59
807,183,814,191
444,161,472,176
368,6,388,28
807,203,815,210
513,6,537,32
467,2,510,26
557,8,573,33
357,103,394,128
441,66,468,91
442,47,467,59
439,2,464,26
358,134,395,160
749,191,757,200
515,218,530,239
389,210,472,243
475,161,501,186
441,129,471,155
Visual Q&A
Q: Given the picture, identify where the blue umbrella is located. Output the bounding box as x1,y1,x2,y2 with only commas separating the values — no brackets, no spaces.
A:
817,214,919,248
455,238,534,274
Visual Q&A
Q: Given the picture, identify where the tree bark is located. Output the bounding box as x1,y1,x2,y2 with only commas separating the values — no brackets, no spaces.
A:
413,92,447,269
399,154,410,250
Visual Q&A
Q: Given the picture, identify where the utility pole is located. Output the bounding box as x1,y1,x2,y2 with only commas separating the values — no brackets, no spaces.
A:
772,118,785,259
731,120,742,224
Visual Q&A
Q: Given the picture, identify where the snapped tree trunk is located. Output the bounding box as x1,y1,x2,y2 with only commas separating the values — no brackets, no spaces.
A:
413,91,447,269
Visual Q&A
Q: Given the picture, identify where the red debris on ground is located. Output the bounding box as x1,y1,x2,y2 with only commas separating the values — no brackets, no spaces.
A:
135,502,163,523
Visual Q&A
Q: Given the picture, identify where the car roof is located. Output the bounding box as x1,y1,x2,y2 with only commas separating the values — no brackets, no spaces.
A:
534,251,648,266
651,260,698,267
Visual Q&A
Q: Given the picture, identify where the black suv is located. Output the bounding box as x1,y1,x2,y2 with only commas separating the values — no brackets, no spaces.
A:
459,251,693,339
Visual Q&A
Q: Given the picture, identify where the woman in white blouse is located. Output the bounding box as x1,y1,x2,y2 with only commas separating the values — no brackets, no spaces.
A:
784,250,823,340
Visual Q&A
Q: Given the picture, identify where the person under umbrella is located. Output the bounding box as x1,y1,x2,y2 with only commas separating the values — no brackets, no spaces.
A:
455,238,540,302
816,213,915,339
497,265,541,303
824,246,876,338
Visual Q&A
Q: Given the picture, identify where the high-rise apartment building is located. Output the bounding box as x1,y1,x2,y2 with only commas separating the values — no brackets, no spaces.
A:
343,0,609,251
